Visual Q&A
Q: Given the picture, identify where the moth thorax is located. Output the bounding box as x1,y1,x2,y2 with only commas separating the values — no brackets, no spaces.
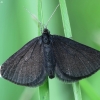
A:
42,33,50,44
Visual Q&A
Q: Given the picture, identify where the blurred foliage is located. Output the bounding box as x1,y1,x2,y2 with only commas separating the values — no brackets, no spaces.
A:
0,0,100,100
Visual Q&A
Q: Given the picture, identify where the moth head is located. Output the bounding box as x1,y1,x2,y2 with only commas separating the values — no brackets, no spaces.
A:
43,28,50,35
42,28,50,44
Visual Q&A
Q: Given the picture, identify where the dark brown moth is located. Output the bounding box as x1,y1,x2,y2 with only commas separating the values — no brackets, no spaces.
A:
1,28,100,87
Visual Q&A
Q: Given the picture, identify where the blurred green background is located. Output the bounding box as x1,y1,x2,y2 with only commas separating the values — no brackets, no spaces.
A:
0,0,100,100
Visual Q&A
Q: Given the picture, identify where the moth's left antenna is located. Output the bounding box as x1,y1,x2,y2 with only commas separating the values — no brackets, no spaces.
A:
24,7,43,28
45,4,59,28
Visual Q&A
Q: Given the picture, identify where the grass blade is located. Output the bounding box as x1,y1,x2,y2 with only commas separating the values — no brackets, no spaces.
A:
59,0,82,100
38,0,49,100
59,0,72,38
73,82,82,100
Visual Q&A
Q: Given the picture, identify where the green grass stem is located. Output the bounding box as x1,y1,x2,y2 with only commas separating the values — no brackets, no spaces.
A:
59,0,82,100
38,0,49,100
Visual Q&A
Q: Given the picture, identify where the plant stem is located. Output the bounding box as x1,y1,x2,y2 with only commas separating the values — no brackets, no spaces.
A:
59,0,72,38
59,0,82,100
72,82,82,100
38,0,49,100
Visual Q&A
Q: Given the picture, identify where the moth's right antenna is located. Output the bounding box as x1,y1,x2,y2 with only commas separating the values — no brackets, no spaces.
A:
45,4,59,28
24,7,44,28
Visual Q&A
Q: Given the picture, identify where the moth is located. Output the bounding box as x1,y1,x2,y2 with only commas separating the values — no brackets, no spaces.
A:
1,28,100,87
